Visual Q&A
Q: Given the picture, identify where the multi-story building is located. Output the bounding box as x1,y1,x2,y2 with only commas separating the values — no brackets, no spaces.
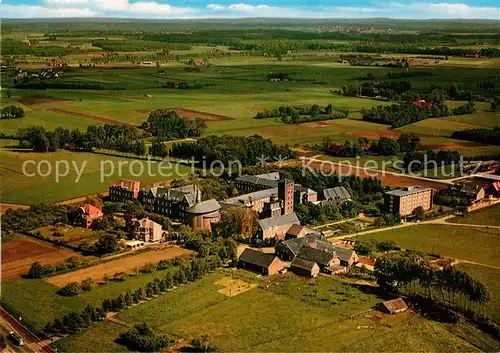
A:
109,179,141,202
384,186,434,217
278,178,294,215
69,203,104,229
221,188,278,215
187,199,222,231
136,217,163,243
234,173,279,194
138,185,201,221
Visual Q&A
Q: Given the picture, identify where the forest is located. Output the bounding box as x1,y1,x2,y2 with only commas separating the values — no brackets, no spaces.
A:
451,126,500,146
255,104,349,123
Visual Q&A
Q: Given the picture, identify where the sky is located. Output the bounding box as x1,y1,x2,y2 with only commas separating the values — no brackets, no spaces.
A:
1,0,499,19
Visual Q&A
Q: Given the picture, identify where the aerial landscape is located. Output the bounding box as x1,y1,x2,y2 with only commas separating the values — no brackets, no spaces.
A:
0,0,500,352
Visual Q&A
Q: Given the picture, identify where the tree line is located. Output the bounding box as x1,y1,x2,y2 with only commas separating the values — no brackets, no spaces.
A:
255,104,349,123
402,150,461,172
361,101,475,128
17,124,143,153
451,126,500,146
144,110,206,141
169,134,298,167
341,80,412,100
1,105,25,119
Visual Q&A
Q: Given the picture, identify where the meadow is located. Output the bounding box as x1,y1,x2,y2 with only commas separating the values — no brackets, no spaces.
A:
53,270,487,352
354,224,500,267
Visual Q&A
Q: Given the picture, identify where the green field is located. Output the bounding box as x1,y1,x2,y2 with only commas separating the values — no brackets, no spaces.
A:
51,270,483,352
456,263,500,324
354,224,500,267
448,205,500,227
33,225,99,246
0,149,191,204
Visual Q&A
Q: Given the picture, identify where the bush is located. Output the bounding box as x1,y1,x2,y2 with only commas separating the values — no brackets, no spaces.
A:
57,282,81,296
119,322,173,352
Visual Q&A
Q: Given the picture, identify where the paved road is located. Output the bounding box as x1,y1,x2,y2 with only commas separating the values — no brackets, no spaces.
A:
0,307,55,353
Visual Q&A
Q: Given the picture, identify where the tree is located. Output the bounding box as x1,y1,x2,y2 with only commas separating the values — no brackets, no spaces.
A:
81,277,93,291
119,322,172,352
190,335,217,352
398,133,421,152
57,282,81,296
354,240,375,255
412,206,425,221
27,261,45,278
149,139,168,157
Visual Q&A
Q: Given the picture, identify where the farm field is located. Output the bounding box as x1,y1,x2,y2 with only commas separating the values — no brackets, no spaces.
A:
109,271,480,352
47,245,194,287
0,149,192,204
354,224,500,267
1,234,83,279
448,204,500,226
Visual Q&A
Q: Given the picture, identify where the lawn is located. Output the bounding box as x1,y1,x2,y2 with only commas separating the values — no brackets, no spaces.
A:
33,225,99,246
0,149,191,204
354,224,500,267
448,204,500,227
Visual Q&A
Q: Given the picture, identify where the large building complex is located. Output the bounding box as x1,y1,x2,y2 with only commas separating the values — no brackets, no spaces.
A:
109,180,141,202
384,186,434,217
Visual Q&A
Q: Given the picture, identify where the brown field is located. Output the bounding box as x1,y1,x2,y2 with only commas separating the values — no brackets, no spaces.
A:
18,95,68,106
47,245,195,287
419,141,485,150
348,129,405,139
47,108,134,126
1,236,81,279
136,108,233,121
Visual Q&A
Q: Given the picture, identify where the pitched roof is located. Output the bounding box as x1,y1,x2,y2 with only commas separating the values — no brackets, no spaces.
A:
382,298,408,313
286,224,319,238
332,245,356,263
235,175,279,189
322,186,352,202
277,234,333,257
258,213,300,231
239,248,279,268
290,257,317,271
298,247,335,267
81,204,102,217
138,217,162,229
255,172,281,181
224,188,278,206
187,199,221,214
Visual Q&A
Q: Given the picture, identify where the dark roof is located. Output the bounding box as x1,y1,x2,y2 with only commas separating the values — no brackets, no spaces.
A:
236,175,279,189
385,186,432,197
332,245,356,263
277,234,333,257
239,248,279,268
382,298,408,313
258,213,299,231
298,247,335,267
187,199,221,214
290,257,317,271
322,186,352,202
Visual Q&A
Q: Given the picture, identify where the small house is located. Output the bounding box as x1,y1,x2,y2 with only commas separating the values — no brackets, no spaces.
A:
380,298,409,314
297,247,337,273
69,203,104,228
238,248,284,276
290,257,320,277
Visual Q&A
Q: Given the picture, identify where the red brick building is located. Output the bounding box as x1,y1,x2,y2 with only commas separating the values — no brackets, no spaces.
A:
238,248,284,276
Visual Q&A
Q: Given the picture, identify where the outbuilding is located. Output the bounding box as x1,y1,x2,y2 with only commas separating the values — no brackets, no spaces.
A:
290,257,320,277
238,248,284,276
380,298,409,314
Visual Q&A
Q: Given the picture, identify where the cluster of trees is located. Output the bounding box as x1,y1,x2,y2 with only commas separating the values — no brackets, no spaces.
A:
170,134,297,167
57,278,94,296
2,38,82,56
375,255,491,314
322,133,421,157
2,204,70,238
119,322,173,352
78,234,123,256
255,104,348,123
361,101,474,128
373,212,402,227
354,239,396,255
1,105,25,119
43,256,221,338
341,80,412,99
402,150,461,172
295,201,360,226
27,257,84,279
17,124,142,153
163,81,212,89
13,81,106,90
213,207,259,239
145,110,206,141
452,126,500,146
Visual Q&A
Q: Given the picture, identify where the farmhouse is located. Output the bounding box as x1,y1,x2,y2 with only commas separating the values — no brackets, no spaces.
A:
290,257,320,277
68,203,104,229
285,224,320,239
380,298,409,314
256,213,300,242
335,246,359,267
238,248,284,276
136,218,163,243
109,179,141,202
384,186,433,217
297,247,337,273
187,199,222,231
412,99,433,107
